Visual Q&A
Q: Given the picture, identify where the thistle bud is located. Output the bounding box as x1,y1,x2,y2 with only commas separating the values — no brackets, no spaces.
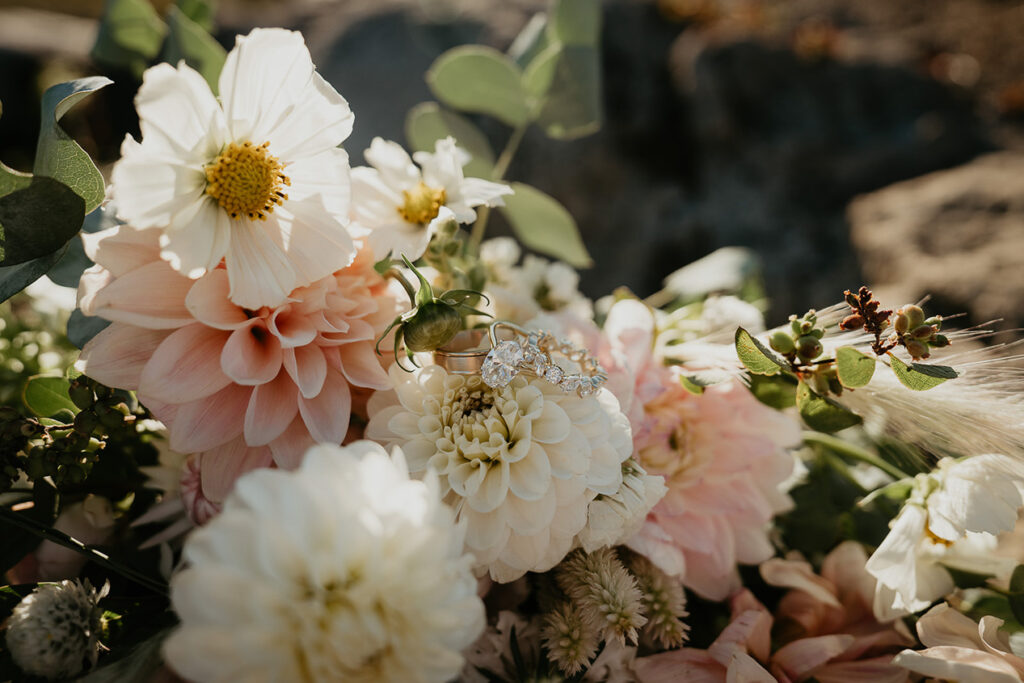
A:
796,335,823,361
402,302,463,352
898,305,925,329
769,331,795,354
911,325,936,340
839,314,864,330
905,339,930,360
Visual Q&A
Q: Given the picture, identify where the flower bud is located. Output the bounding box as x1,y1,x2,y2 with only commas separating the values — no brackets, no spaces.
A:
790,318,803,336
905,339,930,360
925,316,942,330
894,313,909,334
911,325,936,340
931,334,950,348
799,320,814,335
402,302,463,352
68,383,94,412
839,314,864,330
809,328,825,339
796,335,823,361
844,291,860,308
898,305,925,329
769,331,795,354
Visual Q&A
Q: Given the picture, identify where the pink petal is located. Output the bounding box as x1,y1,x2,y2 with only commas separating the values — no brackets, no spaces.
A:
268,416,316,469
198,437,274,503
140,324,232,403
82,225,162,277
186,270,249,330
297,364,350,443
773,634,855,679
77,324,170,390
90,260,195,329
282,345,327,399
336,342,389,389
244,371,299,446
168,384,251,453
268,305,317,347
221,320,283,385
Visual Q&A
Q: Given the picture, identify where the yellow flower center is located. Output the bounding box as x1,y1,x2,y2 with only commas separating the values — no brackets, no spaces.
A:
398,181,446,224
204,141,290,220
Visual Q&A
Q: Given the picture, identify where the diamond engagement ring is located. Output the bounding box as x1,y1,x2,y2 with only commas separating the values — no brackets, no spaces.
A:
434,321,608,397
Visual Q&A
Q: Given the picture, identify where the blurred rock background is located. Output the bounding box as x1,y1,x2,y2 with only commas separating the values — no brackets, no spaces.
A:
1,0,1022,330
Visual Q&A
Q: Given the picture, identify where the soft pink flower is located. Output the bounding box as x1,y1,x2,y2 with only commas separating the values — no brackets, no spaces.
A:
76,224,398,500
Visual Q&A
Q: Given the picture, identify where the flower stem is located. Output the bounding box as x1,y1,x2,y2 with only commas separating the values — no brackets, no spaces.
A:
802,431,910,481
469,122,528,252
0,506,168,596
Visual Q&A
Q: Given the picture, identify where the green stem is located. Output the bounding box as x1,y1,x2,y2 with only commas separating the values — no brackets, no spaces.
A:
386,270,418,307
469,122,528,252
0,506,168,596
802,431,910,481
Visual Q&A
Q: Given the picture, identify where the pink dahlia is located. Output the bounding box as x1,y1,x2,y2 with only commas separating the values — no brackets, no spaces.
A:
592,300,801,600
76,224,398,500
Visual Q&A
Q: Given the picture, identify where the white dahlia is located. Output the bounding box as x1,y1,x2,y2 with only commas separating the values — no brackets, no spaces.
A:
350,137,512,261
365,363,634,582
163,441,484,683
111,28,355,309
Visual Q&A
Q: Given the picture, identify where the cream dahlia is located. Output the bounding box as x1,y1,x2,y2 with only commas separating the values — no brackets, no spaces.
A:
111,28,355,309
76,223,397,498
365,362,633,582
163,441,485,683
351,137,512,261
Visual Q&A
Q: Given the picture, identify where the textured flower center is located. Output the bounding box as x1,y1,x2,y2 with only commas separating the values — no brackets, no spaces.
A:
398,181,446,224
205,141,290,220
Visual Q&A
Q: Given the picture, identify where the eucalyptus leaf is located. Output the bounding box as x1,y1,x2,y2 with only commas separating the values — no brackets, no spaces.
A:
163,6,226,93
748,372,798,409
550,0,601,46
1011,565,1024,594
23,375,78,418
528,45,601,139
67,309,111,350
427,46,530,127
735,327,787,376
796,381,862,433
835,346,876,388
507,12,551,67
0,246,67,304
34,76,113,214
497,182,592,267
0,177,84,266
679,368,731,395
405,102,494,178
888,353,958,391
92,0,168,78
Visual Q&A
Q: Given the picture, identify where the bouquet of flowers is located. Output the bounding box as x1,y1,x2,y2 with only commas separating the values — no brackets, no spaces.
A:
2,1,1024,681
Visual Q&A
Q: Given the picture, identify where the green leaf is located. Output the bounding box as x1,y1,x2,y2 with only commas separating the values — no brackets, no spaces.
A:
427,46,531,127
888,353,958,391
79,627,173,683
1011,565,1024,594
797,381,862,433
734,327,788,376
67,309,111,349
835,346,876,388
523,44,601,140
163,6,226,94
0,177,84,266
34,76,113,214
946,566,995,590
1011,593,1024,628
497,182,592,267
23,375,77,418
550,0,601,46
405,102,495,178
507,12,551,68
748,373,798,409
679,368,732,395
92,0,168,78
0,246,68,304
176,0,216,32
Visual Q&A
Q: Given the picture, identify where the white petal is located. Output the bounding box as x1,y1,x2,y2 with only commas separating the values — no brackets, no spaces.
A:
134,61,226,162
364,138,420,189
159,196,231,278
224,220,296,309
111,135,206,228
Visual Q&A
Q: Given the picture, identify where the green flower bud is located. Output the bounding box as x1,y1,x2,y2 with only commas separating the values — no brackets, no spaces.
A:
899,305,925,329
799,320,814,335
769,331,795,354
905,339,930,360
73,411,99,436
894,313,910,334
925,316,942,330
911,325,936,340
402,302,463,352
796,335,823,361
68,383,94,412
809,328,825,339
931,334,950,348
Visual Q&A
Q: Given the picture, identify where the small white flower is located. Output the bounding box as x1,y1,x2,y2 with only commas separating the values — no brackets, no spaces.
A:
163,441,484,683
366,363,633,582
351,137,512,261
577,458,666,553
866,455,1024,621
5,579,108,680
111,28,356,309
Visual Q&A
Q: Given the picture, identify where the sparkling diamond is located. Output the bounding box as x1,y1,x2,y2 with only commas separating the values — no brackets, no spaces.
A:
481,341,524,389
578,377,597,397
544,365,565,384
492,340,524,365
560,375,581,392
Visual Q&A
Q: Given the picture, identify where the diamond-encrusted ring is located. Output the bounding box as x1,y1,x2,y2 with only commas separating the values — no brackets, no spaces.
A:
434,321,608,397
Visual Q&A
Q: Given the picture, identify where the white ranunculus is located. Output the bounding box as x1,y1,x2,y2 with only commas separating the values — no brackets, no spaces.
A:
351,137,512,261
365,363,633,582
163,441,484,683
111,28,356,310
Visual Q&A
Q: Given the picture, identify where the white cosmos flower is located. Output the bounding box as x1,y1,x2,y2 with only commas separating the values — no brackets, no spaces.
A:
365,363,634,583
111,28,356,310
351,137,512,261
866,455,1024,621
163,441,484,683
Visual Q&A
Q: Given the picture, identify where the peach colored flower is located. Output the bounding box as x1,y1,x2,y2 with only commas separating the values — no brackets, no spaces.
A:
76,224,398,500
